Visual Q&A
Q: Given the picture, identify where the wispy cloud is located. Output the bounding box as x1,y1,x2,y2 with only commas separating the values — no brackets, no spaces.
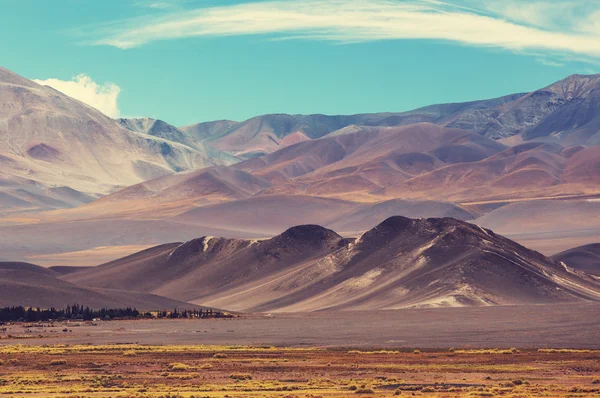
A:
134,0,189,10
84,0,600,61
33,74,121,118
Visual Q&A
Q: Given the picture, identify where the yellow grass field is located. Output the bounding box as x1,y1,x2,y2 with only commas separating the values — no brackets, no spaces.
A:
0,344,599,397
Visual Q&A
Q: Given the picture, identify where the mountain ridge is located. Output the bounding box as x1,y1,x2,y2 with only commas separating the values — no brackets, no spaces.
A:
62,217,600,312
178,73,600,158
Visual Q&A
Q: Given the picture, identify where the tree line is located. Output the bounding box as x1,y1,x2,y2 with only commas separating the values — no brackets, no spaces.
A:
0,304,230,322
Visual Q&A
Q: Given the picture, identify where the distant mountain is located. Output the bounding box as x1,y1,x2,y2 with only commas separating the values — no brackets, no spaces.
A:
183,97,518,158
119,117,196,147
77,123,507,218
180,120,239,141
0,67,236,215
0,261,199,309
553,243,600,276
170,195,477,236
63,217,600,311
118,117,238,163
182,74,599,159
445,74,600,143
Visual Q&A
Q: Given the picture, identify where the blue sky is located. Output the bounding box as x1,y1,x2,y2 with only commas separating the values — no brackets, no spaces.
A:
1,0,599,126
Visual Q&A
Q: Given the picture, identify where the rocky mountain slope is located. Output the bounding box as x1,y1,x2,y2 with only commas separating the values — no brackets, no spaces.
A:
118,117,238,162
0,67,236,215
63,217,600,312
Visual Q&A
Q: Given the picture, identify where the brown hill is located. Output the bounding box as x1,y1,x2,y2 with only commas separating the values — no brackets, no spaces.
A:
0,218,249,265
64,217,600,312
474,198,600,255
326,199,476,233
476,199,600,236
171,195,362,235
382,142,600,202
552,244,600,276
64,225,347,304
171,195,476,236
237,123,505,183
0,261,199,310
63,166,275,218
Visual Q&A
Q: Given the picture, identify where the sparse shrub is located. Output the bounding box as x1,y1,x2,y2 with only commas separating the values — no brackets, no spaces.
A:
50,359,67,366
421,386,435,392
7,359,18,365
168,363,191,371
355,387,375,394
230,373,252,381
593,379,600,384
394,390,402,395
199,363,213,369
512,379,523,386
122,350,137,357
413,350,421,354
448,347,455,352
213,353,227,358
537,348,591,353
349,385,358,391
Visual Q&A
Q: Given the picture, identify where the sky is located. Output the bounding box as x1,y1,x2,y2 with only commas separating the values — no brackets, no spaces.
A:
1,0,599,126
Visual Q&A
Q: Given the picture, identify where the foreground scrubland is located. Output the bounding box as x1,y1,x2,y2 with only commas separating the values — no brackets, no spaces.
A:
0,344,599,397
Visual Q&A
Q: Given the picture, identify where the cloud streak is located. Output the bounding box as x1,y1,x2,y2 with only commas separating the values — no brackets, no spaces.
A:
33,74,121,118
87,0,600,60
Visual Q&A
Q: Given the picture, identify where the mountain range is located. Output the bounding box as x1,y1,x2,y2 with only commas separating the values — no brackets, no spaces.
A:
1,66,600,312
177,74,600,159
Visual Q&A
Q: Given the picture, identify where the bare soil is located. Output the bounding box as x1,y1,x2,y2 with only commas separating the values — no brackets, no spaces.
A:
2,303,599,349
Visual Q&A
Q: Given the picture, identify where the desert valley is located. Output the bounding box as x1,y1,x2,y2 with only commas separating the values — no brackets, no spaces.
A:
2,14,600,394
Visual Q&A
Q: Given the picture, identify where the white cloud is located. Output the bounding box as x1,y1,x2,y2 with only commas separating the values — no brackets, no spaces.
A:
84,0,600,61
33,74,121,118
